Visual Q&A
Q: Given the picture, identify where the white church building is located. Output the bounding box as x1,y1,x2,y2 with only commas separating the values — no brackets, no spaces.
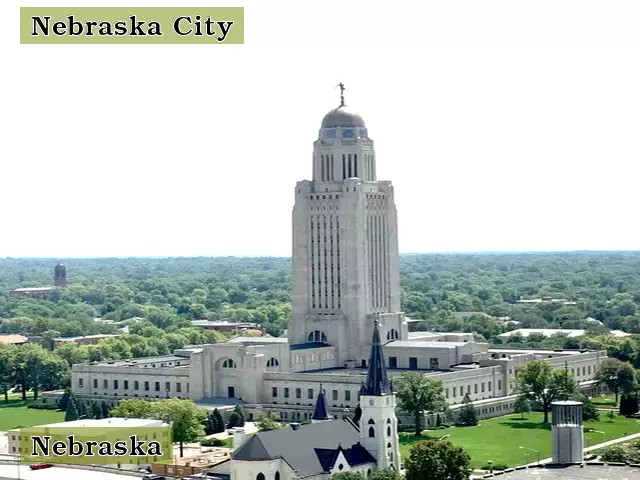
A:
69,90,607,430
230,321,401,479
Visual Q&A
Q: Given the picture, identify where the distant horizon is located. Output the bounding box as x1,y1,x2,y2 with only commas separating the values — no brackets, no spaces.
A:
3,249,640,261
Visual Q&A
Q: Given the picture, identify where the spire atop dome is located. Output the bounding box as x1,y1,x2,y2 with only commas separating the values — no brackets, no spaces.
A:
336,82,346,107
361,320,392,396
311,383,333,423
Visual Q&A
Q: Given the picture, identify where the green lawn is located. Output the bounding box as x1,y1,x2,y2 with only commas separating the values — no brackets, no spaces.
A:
591,394,617,408
0,398,65,431
399,412,640,469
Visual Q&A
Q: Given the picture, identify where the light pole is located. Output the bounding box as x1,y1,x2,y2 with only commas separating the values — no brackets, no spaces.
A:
519,446,540,466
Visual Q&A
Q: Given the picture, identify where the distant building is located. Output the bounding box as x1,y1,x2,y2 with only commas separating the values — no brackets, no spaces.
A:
7,417,168,471
499,328,587,339
54,263,68,287
191,320,264,334
8,286,53,298
0,334,28,345
8,263,68,297
52,334,120,348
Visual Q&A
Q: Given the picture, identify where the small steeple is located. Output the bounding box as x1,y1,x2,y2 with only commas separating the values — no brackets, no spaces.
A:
311,384,333,423
361,320,392,396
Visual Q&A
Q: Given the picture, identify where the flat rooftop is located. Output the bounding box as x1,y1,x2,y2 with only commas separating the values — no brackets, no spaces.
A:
495,464,640,479
86,355,190,367
489,348,585,356
226,336,287,344
15,417,165,429
0,464,141,480
54,334,120,341
386,340,468,348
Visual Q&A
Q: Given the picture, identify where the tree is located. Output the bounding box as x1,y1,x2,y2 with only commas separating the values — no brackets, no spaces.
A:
155,398,207,457
230,405,245,427
101,401,110,418
256,411,281,431
65,399,79,421
352,405,362,424
331,473,364,480
58,388,71,412
516,360,578,423
620,394,639,416
0,345,16,403
514,395,531,419
92,402,103,419
332,471,400,480
456,394,478,426
369,470,402,480
404,439,472,480
227,412,243,428
607,410,616,422
596,358,635,403
571,393,599,421
204,409,225,435
112,399,159,419
395,372,447,436
213,408,225,433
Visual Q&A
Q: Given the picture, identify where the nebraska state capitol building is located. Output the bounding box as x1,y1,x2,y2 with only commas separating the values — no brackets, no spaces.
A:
70,90,606,427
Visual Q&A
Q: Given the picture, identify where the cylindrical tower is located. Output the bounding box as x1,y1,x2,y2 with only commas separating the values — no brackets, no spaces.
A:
551,400,584,464
54,263,68,288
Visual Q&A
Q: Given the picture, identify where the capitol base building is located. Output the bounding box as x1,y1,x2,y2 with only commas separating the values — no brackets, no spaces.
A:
69,97,606,447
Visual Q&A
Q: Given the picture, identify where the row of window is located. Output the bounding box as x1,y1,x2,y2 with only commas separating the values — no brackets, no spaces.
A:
79,378,187,394
271,386,352,402
445,380,502,399
367,212,389,311
387,356,439,370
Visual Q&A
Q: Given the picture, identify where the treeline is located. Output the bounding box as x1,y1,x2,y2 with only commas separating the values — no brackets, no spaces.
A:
1,253,640,340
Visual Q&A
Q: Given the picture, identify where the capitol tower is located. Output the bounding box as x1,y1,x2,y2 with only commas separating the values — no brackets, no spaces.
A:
288,84,408,365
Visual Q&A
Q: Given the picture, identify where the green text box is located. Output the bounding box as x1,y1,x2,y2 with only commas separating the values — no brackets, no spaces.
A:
21,7,244,44
19,426,173,465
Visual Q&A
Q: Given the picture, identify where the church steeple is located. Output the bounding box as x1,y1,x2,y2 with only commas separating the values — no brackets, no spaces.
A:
361,321,392,396
311,384,333,423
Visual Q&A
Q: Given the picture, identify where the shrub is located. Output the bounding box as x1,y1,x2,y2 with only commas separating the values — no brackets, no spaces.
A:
600,445,627,463
201,438,227,447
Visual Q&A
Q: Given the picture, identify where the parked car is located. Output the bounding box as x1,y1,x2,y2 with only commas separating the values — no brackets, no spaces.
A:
30,464,54,470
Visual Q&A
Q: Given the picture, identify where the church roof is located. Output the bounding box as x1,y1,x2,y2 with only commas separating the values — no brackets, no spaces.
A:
321,106,366,128
232,419,371,475
314,444,376,471
361,321,393,396
311,385,333,421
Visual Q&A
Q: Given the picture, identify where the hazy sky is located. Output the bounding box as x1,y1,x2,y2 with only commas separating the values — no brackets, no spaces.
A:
2,1,640,258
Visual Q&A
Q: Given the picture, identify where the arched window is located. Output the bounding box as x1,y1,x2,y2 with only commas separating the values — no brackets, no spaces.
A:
368,426,375,437
307,330,328,343
222,359,236,368
274,473,280,480
368,418,375,424
387,442,392,448
386,329,399,340
367,470,372,477
387,426,391,436
266,358,279,367
386,418,391,423
256,474,265,480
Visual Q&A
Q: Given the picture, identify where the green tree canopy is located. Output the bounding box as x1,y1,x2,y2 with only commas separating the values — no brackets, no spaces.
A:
395,372,447,436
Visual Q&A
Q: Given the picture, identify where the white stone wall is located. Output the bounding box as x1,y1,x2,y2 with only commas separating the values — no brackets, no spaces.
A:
359,394,401,471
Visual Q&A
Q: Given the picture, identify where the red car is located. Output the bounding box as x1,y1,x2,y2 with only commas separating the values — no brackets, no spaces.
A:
30,464,54,470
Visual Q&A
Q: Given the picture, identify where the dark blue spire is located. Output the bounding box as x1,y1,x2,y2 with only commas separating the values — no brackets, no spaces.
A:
312,384,333,421
360,320,392,396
